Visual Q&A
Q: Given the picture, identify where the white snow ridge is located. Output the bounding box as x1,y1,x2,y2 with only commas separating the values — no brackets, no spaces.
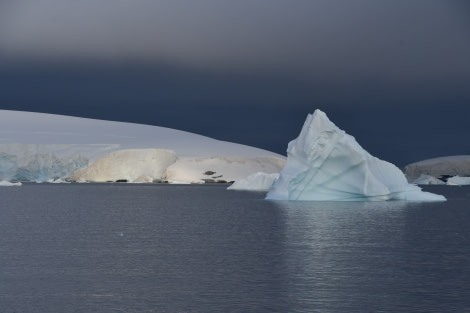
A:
266,110,446,201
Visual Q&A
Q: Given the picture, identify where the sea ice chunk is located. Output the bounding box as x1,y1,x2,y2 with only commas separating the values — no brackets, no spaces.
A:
228,172,279,191
447,176,470,186
0,180,22,186
266,110,445,201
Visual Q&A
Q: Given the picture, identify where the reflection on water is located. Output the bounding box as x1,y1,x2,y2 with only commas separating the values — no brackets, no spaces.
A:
270,200,410,312
0,184,468,312
269,194,470,313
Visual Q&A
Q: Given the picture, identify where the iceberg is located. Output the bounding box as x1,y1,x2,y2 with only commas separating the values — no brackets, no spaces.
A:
228,172,279,191
0,180,22,187
447,176,470,186
266,110,445,201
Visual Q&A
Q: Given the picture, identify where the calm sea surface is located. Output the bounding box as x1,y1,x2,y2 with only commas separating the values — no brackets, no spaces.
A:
0,184,469,313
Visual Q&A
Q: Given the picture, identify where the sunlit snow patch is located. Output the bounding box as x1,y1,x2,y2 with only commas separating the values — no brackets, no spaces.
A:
165,156,285,184
266,110,446,201
71,149,177,183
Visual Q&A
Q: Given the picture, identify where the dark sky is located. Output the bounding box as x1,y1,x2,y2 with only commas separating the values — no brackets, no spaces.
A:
1,1,469,167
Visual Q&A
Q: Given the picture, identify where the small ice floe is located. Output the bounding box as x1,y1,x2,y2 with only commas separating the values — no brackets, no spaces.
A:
447,176,470,186
0,181,22,187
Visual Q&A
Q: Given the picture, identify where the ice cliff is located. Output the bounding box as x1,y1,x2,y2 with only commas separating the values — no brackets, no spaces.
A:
0,144,98,182
266,110,445,201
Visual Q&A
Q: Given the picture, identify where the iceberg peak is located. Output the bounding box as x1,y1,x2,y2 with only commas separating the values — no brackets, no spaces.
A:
266,109,445,201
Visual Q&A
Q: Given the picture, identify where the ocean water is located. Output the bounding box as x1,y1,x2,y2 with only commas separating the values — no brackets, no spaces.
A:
0,184,469,313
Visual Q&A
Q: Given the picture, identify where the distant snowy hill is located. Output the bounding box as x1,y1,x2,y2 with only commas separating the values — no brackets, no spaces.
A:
0,110,285,183
404,156,470,181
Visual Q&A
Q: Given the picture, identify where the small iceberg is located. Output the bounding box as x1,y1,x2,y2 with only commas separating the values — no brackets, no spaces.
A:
228,172,279,191
447,176,470,186
266,110,446,201
0,181,22,187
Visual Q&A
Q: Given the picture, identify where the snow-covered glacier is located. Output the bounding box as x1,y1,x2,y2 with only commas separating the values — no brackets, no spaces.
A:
0,110,285,183
266,110,445,201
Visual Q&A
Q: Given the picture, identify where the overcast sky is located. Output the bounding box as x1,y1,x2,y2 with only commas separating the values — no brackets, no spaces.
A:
1,0,469,166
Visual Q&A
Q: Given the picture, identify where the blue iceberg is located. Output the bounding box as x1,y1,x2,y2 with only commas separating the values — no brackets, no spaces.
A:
266,110,445,201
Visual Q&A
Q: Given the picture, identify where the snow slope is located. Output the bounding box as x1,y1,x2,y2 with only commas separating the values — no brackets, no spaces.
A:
266,110,445,201
0,110,283,157
0,110,285,183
